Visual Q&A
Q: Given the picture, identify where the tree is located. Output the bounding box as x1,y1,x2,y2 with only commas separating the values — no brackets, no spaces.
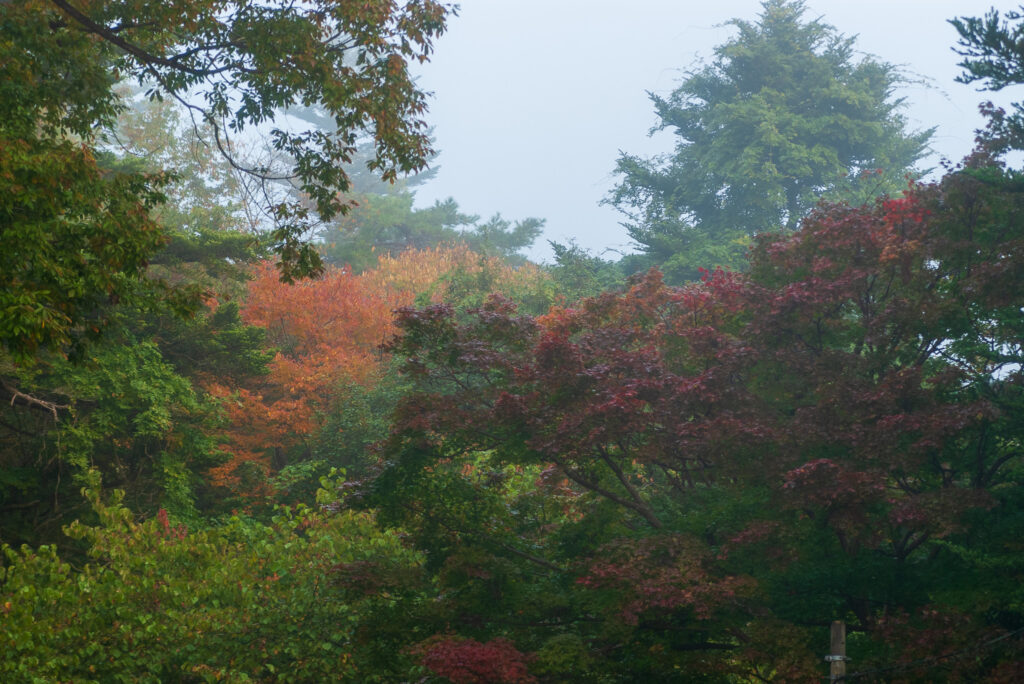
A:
277,102,545,271
205,247,553,505
0,95,280,546
952,5,1024,147
0,336,226,547
609,0,931,283
0,0,453,537
321,195,474,272
368,153,1024,679
1,0,451,359
952,5,1024,93
547,240,626,303
280,102,441,197
0,477,429,682
318,192,545,273
0,135,168,360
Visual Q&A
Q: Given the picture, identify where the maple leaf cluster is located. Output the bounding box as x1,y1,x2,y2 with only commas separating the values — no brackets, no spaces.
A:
413,635,537,684
373,165,1024,678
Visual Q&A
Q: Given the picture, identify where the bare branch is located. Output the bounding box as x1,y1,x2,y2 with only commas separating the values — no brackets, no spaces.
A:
2,381,68,420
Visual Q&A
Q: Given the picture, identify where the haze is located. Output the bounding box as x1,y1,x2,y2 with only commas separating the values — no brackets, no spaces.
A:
412,0,1024,262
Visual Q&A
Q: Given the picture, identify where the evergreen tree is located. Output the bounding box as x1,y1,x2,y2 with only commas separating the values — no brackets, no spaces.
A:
610,0,932,283
952,6,1024,148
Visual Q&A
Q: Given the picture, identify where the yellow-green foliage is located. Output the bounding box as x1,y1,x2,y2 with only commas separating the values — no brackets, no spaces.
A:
0,476,424,683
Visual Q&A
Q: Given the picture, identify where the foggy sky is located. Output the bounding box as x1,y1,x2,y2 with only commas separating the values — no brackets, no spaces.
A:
411,1,1024,262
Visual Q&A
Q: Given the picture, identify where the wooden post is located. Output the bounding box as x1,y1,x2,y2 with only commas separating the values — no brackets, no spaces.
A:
828,620,846,681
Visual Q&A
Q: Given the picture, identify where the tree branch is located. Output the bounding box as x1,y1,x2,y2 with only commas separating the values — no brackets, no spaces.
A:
2,381,67,420
550,455,663,529
47,0,242,78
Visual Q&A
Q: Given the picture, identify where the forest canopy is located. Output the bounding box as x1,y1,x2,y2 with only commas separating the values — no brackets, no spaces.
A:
2,1,1024,682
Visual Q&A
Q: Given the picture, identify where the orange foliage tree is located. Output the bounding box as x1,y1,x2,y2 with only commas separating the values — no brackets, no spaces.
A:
208,246,552,500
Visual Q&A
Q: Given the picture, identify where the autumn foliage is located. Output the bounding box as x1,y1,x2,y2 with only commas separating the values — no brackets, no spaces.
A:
8,4,1024,678
414,635,537,684
208,246,551,499
373,166,1024,679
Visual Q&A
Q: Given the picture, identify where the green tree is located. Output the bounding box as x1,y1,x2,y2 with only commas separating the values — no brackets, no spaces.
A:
0,95,279,548
0,477,429,682
952,5,1024,147
281,95,545,273
280,102,441,196
547,240,626,303
283,100,545,272
1,0,451,360
319,193,544,273
609,0,931,283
